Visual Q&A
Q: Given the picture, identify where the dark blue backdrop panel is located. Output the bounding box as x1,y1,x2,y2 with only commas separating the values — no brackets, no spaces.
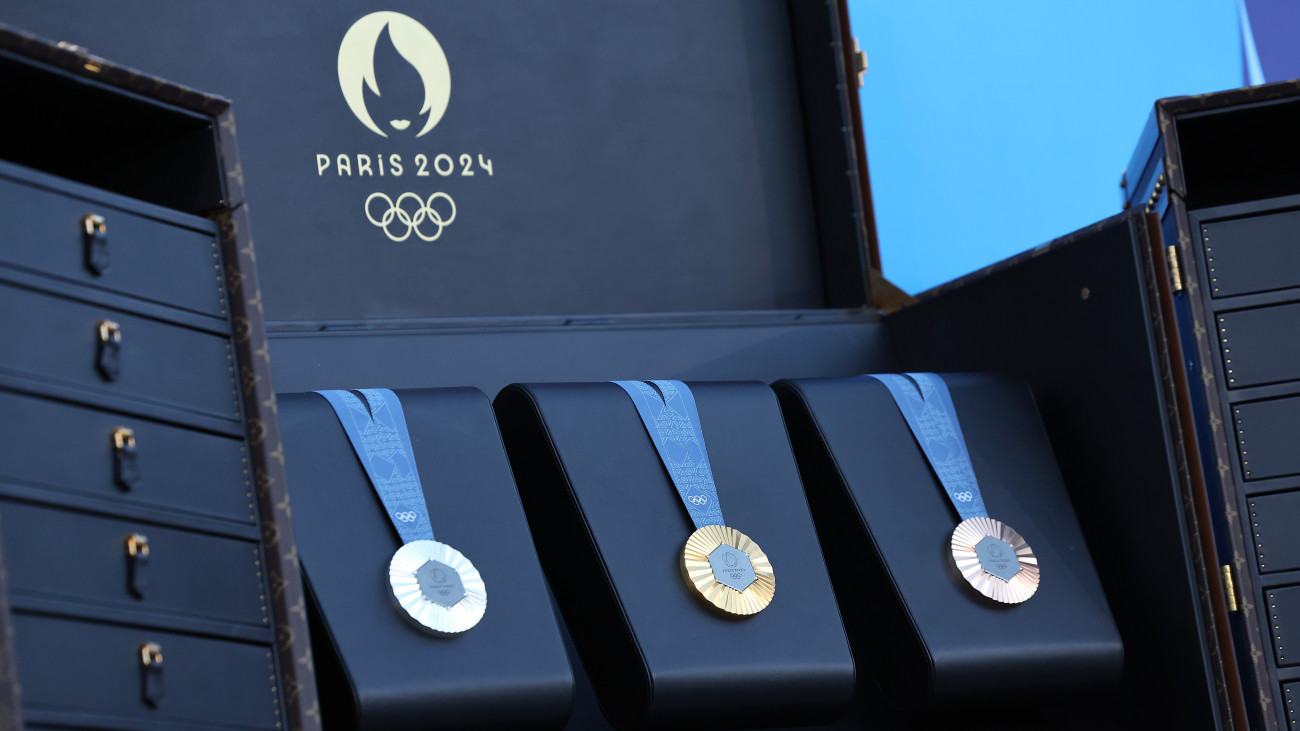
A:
3,1,826,321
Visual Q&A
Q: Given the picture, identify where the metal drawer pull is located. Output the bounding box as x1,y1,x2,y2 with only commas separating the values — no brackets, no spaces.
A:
138,642,164,707
95,319,122,381
126,533,150,599
81,213,110,275
112,427,140,490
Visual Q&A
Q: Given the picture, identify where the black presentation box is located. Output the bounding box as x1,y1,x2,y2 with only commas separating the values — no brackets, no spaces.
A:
493,381,855,730
885,78,1300,731
0,4,1168,729
278,388,574,730
773,373,1123,709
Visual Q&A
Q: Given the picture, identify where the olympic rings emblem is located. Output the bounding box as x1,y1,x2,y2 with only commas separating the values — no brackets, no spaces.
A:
953,491,974,502
687,495,709,506
365,192,456,242
394,511,419,523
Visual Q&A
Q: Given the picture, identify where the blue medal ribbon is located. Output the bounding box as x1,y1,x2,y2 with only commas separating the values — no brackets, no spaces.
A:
865,373,989,521
612,380,725,529
316,388,435,544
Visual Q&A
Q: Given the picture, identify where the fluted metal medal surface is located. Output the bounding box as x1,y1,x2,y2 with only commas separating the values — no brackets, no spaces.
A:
390,539,486,635
950,516,1039,604
681,524,774,616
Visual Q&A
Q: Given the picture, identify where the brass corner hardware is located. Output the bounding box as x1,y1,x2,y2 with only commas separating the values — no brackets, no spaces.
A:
852,37,868,87
1222,564,1239,612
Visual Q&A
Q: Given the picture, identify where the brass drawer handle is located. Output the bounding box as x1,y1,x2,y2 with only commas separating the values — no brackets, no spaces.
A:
81,213,109,275
138,642,164,707
95,319,122,381
125,533,150,598
97,319,121,343
111,426,140,490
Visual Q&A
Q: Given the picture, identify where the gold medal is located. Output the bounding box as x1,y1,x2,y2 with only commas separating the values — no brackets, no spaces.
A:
680,524,775,616
950,516,1039,604
389,539,487,635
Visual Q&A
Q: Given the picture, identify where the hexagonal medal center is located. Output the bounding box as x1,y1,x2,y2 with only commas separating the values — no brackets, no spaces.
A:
414,559,465,608
974,536,1021,581
708,544,756,592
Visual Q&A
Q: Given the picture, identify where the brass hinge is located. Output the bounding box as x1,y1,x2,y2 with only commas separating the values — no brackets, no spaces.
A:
1166,244,1184,293
852,37,868,87
1222,564,1239,612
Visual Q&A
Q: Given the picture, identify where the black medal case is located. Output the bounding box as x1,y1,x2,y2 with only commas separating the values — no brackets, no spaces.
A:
1,2,1138,729
493,381,855,730
773,373,1122,712
277,388,574,730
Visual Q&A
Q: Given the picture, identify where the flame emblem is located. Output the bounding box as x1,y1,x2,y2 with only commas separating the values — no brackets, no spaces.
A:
337,11,451,138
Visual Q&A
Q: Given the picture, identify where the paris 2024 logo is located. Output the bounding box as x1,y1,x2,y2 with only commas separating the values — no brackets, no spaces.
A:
318,11,495,243
337,11,450,138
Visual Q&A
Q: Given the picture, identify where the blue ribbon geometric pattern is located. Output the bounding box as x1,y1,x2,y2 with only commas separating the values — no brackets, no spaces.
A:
864,373,989,522
315,388,435,544
612,380,725,530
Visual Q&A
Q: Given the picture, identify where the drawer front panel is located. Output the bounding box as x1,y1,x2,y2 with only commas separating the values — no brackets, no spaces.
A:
1234,396,1300,481
1249,491,1300,574
1285,681,1300,728
1201,209,1300,298
0,389,250,522
13,613,278,729
1217,303,1300,389
0,173,224,317
0,284,239,419
1267,585,1300,667
1,500,265,626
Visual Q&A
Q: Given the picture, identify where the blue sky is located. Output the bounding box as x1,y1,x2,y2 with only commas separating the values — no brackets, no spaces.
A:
848,0,1242,294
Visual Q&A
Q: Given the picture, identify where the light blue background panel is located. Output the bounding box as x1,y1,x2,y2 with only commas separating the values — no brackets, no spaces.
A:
849,0,1242,294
